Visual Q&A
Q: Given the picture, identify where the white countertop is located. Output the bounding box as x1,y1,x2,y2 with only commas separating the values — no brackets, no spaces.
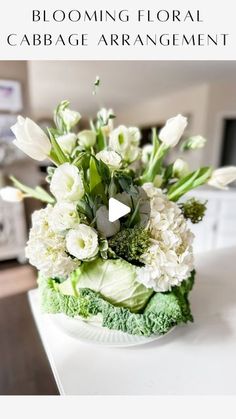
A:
28,246,236,395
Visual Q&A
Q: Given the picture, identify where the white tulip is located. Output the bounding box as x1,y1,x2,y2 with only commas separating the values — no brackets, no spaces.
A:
173,158,189,178
60,108,81,130
78,130,96,148
0,186,23,202
66,224,99,260
96,206,120,237
208,166,236,190
48,202,80,232
50,163,84,202
141,144,153,165
11,116,51,161
56,133,77,155
96,150,122,170
159,114,188,148
109,125,141,162
182,135,206,150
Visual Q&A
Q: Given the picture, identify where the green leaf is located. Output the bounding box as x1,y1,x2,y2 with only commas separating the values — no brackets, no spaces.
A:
150,128,159,162
48,130,70,164
77,199,93,221
89,157,107,204
97,128,107,151
94,157,111,185
10,176,54,204
167,167,212,201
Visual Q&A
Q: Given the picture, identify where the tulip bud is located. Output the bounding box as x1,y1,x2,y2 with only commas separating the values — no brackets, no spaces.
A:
78,130,96,148
0,187,24,202
208,166,236,190
173,158,189,178
60,108,81,130
181,135,206,151
159,114,188,148
141,144,153,165
153,175,163,188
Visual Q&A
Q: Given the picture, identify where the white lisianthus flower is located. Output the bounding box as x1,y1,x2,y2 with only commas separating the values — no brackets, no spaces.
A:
25,206,80,278
159,114,188,148
208,166,236,190
141,144,153,165
173,158,189,178
56,133,77,155
0,186,24,202
136,184,194,292
66,224,99,260
78,130,96,148
182,135,206,151
96,205,120,237
11,116,51,161
96,150,122,170
48,202,80,233
50,163,84,202
109,125,141,162
60,108,81,130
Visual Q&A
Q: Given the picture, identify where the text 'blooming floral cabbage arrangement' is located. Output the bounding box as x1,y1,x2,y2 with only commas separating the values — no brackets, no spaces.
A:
7,100,236,337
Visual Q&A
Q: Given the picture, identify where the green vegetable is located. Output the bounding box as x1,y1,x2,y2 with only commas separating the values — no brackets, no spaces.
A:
109,227,150,264
61,258,153,313
38,271,195,336
180,198,207,224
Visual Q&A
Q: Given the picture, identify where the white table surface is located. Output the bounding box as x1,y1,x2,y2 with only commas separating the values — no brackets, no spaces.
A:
28,247,236,395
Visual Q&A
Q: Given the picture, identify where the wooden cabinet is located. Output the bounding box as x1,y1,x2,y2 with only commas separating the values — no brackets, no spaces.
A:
187,189,236,253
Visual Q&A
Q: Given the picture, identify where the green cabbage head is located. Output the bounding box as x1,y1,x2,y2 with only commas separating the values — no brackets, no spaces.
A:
58,258,153,313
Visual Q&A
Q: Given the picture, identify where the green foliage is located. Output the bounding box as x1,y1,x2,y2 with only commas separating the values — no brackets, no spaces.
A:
38,271,195,336
38,276,90,319
109,227,150,265
180,198,207,224
47,129,70,165
10,176,54,204
167,167,212,202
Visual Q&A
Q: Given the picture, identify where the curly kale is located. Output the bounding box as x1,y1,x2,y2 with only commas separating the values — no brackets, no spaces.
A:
38,271,195,336
108,226,150,265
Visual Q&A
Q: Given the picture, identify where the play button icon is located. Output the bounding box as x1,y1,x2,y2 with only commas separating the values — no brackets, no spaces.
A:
108,197,131,222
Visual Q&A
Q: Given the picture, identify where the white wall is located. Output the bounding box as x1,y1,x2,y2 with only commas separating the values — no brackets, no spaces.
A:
204,82,236,166
117,81,236,169
116,84,210,169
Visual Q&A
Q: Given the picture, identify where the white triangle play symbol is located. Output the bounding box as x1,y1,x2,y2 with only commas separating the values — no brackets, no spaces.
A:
108,197,131,222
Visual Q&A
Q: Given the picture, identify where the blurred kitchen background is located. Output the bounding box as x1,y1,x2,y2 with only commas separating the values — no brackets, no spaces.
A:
1,60,236,299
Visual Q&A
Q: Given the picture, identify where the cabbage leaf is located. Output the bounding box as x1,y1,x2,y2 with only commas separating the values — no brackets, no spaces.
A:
59,258,153,313
38,271,195,336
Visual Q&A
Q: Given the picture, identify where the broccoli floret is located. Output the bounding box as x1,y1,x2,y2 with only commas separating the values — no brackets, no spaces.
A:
109,226,150,264
38,271,195,336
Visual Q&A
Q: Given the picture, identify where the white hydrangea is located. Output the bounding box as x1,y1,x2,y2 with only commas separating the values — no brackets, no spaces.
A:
25,206,80,278
136,183,194,292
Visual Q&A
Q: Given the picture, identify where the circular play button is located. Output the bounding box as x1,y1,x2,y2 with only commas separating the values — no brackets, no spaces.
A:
108,197,131,222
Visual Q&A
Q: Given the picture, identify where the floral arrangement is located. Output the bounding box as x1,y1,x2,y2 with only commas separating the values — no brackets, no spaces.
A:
4,97,236,337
